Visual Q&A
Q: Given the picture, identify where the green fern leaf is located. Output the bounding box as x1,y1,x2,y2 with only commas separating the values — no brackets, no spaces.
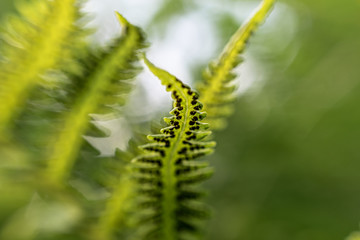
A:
197,0,275,130
0,0,87,135
90,133,150,240
91,149,134,240
132,56,216,240
45,12,147,185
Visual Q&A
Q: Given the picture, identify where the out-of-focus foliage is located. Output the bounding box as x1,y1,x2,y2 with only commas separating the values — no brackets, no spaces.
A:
197,0,274,130
0,0,14,16
0,0,87,134
0,0,147,239
148,0,195,33
45,12,147,186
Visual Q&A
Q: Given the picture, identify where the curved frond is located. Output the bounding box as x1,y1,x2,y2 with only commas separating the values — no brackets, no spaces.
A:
0,0,87,134
197,0,275,130
45,12,147,185
132,56,216,240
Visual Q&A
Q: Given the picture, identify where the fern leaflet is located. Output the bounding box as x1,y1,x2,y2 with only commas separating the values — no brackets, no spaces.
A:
132,56,216,240
197,0,275,130
45,12,147,185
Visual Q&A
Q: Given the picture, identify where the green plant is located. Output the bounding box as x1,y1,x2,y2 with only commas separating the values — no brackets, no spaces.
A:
0,0,274,239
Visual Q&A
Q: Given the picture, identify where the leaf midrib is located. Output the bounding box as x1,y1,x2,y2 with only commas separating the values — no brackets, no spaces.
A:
162,82,190,240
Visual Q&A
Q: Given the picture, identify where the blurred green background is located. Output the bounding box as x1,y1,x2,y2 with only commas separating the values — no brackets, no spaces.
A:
1,0,360,239
205,0,360,239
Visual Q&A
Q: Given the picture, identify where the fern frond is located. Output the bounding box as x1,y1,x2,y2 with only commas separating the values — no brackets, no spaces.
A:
132,56,216,240
91,149,134,240
197,0,275,130
89,132,149,240
45,12,147,185
94,176,133,240
0,0,87,134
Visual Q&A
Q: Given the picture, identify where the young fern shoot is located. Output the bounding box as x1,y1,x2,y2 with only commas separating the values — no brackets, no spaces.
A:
45,12,147,185
132,56,216,240
197,0,275,130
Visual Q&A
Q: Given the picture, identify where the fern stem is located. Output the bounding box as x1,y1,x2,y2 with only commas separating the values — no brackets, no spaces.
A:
163,78,191,240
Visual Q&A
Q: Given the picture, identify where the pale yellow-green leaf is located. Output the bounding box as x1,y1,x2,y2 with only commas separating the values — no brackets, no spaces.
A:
45,12,146,185
198,0,275,130
0,0,81,135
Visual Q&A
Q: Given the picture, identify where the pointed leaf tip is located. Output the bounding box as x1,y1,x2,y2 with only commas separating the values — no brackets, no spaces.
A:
142,56,174,82
115,11,129,27
142,55,153,68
